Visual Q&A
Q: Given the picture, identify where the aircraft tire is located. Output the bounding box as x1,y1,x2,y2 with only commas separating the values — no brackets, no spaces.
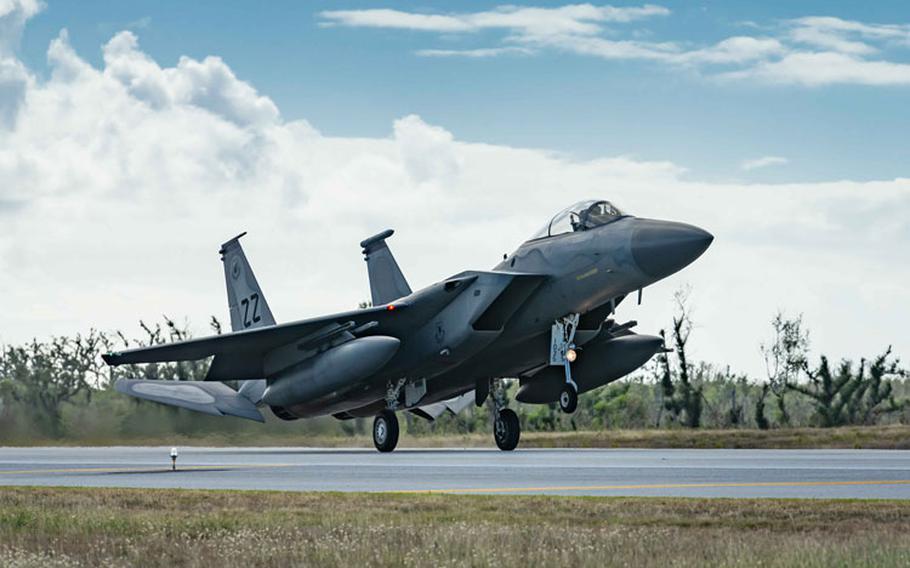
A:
494,408,520,451
373,410,399,453
559,385,578,414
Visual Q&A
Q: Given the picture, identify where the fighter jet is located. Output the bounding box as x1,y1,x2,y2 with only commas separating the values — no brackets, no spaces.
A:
104,200,712,452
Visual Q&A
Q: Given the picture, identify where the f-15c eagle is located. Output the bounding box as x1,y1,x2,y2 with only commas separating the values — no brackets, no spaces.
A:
104,199,712,452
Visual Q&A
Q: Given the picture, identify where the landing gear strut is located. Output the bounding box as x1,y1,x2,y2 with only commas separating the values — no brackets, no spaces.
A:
373,409,399,452
491,378,520,451
551,314,580,414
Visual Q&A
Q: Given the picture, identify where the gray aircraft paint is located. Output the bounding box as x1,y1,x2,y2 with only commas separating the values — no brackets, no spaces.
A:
361,229,412,306
103,200,712,444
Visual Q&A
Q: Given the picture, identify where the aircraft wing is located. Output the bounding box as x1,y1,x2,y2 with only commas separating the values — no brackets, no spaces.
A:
103,305,395,366
114,379,265,422
102,273,483,379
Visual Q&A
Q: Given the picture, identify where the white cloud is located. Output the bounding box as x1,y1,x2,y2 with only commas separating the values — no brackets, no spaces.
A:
320,5,670,36
741,156,788,171
788,26,876,56
519,33,679,61
393,114,461,184
0,24,908,378
0,0,40,127
782,16,910,61
102,31,279,126
790,16,910,45
416,46,534,58
726,51,910,86
0,0,41,54
672,36,785,65
320,5,910,88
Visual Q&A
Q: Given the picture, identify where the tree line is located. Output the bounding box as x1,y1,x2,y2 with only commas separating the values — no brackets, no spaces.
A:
0,290,907,443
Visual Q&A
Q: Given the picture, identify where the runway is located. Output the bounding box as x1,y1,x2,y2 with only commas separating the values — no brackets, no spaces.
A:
3,446,910,498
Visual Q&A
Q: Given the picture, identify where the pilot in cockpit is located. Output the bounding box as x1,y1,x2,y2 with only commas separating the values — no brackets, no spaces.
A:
530,199,627,241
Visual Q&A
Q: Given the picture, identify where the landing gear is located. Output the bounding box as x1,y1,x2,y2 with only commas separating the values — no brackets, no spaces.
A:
490,378,521,451
373,410,399,453
373,378,407,453
559,384,578,414
494,408,520,451
551,314,580,414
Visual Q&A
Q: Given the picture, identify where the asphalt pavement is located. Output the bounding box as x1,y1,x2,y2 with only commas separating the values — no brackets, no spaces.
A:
2,446,910,498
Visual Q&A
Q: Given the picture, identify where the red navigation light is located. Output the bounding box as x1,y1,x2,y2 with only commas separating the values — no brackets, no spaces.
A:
386,304,396,311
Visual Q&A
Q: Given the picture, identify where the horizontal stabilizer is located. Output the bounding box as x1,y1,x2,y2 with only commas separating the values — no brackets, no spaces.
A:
115,379,264,422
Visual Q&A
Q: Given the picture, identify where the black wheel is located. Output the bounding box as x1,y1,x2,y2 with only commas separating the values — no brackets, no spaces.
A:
559,385,578,414
494,408,520,451
373,410,399,453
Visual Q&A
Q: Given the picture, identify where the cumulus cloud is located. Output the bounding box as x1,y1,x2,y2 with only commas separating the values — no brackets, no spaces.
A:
0,22,908,376
393,114,461,184
0,0,41,54
0,0,40,127
741,156,788,171
102,31,279,126
320,5,910,87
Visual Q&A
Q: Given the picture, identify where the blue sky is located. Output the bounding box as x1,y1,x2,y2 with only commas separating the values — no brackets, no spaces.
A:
17,1,910,183
1,1,908,375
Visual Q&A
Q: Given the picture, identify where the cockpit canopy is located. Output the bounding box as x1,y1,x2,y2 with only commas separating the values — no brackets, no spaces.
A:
529,200,626,240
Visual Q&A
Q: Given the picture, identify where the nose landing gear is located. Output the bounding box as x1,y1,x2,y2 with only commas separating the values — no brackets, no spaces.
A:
558,384,578,414
551,314,580,414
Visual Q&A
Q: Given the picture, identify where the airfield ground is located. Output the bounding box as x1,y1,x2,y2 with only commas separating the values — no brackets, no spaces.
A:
1,487,909,567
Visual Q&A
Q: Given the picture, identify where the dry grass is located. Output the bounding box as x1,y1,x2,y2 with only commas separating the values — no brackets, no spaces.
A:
1,487,910,566
12,424,910,450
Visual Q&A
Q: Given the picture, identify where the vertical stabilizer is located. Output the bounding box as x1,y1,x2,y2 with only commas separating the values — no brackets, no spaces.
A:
220,232,276,331
360,229,412,305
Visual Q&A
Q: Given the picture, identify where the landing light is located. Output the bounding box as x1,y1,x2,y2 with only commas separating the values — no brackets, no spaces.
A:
566,348,577,363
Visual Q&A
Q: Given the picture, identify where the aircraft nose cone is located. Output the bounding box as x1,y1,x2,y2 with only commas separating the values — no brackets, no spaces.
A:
631,219,713,280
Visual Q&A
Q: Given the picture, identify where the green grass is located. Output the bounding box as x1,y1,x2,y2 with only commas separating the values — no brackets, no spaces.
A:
2,487,910,566
7,424,910,449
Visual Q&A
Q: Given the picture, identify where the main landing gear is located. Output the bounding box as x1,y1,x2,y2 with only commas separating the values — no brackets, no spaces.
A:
373,409,399,453
373,377,406,453
491,378,520,451
494,408,520,451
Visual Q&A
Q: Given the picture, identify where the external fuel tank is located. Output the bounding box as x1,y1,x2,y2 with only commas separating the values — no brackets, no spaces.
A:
262,336,400,409
516,334,663,404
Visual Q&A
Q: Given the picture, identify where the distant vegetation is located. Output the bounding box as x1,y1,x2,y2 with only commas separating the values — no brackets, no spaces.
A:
0,288,906,446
